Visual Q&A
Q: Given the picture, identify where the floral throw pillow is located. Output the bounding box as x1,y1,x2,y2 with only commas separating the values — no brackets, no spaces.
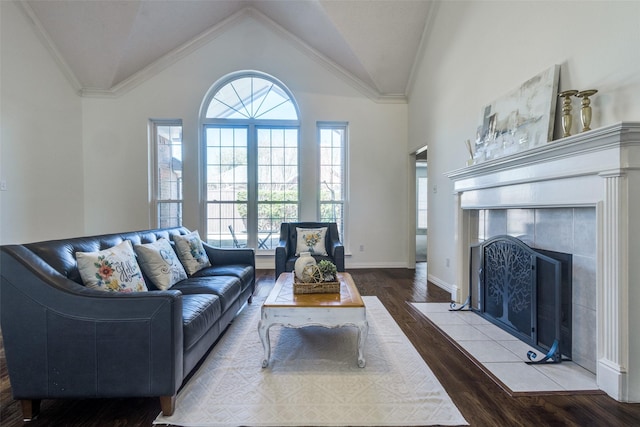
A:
76,240,148,293
134,238,187,290
295,227,328,256
173,230,211,275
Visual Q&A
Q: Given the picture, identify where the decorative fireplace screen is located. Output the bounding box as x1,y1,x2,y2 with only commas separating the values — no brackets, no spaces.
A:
455,235,572,364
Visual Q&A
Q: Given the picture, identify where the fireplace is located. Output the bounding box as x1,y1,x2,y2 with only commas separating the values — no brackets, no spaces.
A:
467,235,572,363
447,122,640,402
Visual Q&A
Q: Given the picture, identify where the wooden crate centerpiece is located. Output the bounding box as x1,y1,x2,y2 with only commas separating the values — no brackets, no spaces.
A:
293,261,339,294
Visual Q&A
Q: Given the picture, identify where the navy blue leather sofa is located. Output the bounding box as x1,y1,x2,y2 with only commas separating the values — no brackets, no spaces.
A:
0,227,255,420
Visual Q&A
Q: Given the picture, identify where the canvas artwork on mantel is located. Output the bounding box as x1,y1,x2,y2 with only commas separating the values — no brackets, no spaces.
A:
472,65,560,164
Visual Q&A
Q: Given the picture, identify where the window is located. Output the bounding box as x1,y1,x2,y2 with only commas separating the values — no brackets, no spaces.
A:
318,122,347,239
151,120,183,227
202,72,300,249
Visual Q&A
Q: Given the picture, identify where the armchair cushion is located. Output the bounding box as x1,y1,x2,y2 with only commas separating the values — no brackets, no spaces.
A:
295,227,328,256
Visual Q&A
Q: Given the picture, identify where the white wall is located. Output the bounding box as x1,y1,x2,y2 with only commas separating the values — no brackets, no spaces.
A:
81,14,409,268
409,0,640,292
0,1,84,244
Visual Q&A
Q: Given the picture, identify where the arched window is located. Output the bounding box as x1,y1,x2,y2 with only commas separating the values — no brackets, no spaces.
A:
201,71,300,250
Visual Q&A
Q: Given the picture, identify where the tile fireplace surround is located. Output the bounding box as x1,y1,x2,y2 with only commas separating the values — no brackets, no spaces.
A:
447,122,640,402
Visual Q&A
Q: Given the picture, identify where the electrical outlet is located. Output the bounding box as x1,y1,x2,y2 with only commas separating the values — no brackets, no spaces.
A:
446,258,450,267
359,244,364,252
0,180,7,191
432,184,438,193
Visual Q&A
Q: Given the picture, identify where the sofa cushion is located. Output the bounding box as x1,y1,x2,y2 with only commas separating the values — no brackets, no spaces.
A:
172,276,241,312
134,238,187,290
295,227,328,256
191,264,254,292
173,230,211,275
181,294,222,351
76,240,148,292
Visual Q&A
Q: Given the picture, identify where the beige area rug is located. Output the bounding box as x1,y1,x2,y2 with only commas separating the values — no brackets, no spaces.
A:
154,296,468,427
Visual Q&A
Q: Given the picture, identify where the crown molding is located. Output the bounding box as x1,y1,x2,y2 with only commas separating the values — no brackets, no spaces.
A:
405,0,440,100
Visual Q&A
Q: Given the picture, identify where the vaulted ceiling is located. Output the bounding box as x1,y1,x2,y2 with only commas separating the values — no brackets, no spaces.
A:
19,0,435,100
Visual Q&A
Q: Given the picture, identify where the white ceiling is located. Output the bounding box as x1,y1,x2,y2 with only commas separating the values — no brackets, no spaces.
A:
20,0,435,100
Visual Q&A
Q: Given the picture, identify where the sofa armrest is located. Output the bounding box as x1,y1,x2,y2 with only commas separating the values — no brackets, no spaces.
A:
329,239,345,272
275,239,289,278
0,246,184,400
275,223,292,278
202,243,255,268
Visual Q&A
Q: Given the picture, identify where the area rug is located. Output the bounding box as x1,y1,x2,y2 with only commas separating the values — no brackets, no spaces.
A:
154,296,468,427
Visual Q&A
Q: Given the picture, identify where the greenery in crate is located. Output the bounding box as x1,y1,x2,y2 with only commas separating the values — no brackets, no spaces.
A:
299,260,338,284
317,260,337,282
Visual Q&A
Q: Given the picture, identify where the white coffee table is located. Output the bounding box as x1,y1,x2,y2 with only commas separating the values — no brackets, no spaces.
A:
258,272,368,368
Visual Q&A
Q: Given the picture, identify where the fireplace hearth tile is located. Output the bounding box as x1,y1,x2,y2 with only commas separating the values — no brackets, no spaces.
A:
474,324,520,341
486,362,564,392
421,311,468,325
411,302,599,395
458,340,522,363
498,339,542,362
436,323,492,341
461,312,493,325
532,361,597,390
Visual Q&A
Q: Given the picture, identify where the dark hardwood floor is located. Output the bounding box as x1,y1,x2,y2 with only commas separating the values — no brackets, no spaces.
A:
2,266,639,426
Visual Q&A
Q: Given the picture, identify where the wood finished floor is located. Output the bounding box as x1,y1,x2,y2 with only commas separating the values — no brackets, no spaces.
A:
1,266,639,427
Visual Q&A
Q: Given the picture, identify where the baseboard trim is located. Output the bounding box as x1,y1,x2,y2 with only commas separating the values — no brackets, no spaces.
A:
255,260,409,270
427,274,458,301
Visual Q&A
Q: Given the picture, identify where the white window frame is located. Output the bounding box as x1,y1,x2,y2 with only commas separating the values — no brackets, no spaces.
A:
317,121,348,245
149,119,183,228
199,71,301,250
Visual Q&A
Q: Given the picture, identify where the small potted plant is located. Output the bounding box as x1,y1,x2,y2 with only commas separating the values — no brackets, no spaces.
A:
317,260,337,282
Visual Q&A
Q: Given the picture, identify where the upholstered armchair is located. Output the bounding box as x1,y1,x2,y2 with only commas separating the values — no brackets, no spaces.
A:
275,222,345,278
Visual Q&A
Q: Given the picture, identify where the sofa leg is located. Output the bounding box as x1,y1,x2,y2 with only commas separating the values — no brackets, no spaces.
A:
159,395,176,416
21,399,40,421
248,295,253,304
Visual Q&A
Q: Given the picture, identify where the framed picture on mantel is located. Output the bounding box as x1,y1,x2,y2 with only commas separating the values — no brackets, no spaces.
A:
473,64,560,164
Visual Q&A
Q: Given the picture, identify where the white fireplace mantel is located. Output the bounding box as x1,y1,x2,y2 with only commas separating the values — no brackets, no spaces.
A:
447,122,640,402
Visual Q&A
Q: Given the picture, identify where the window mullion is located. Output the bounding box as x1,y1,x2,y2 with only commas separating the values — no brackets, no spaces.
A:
246,122,258,248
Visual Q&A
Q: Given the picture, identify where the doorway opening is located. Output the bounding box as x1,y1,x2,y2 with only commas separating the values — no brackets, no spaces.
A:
415,147,428,263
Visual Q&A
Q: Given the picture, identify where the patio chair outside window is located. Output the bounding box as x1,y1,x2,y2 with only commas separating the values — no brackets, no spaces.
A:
228,225,246,248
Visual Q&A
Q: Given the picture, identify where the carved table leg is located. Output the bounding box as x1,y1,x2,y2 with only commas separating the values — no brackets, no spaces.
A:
357,321,369,368
258,318,272,368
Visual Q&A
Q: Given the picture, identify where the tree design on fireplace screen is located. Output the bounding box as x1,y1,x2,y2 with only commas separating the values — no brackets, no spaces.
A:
452,235,572,364
484,240,533,333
